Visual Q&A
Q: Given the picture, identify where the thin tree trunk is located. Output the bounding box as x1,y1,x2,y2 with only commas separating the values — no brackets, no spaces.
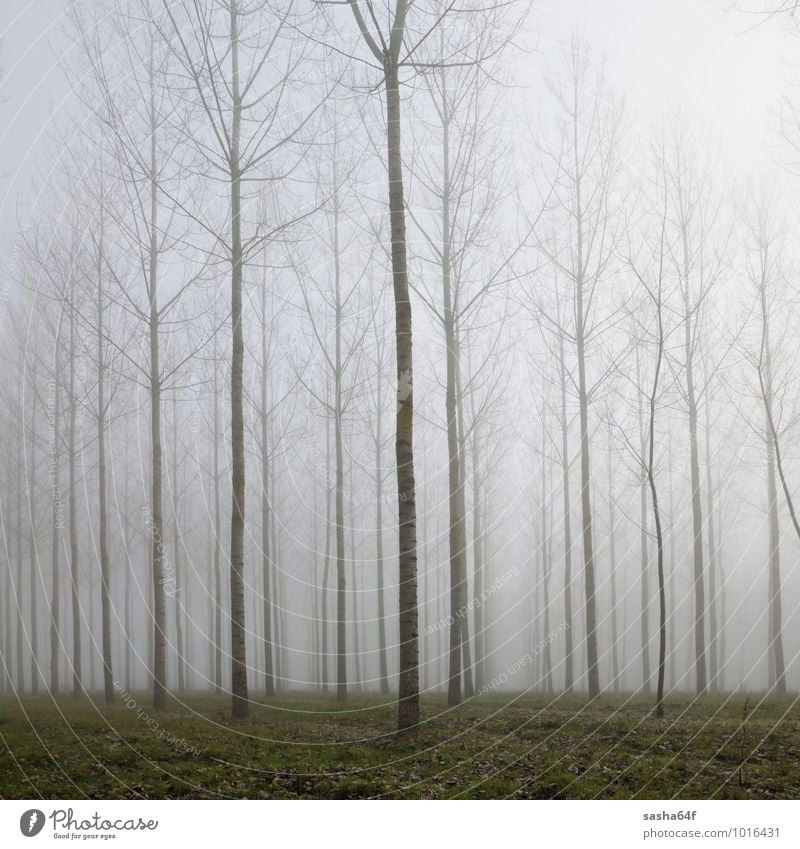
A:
312,483,320,691
637,347,651,694
471,422,485,692
228,0,249,720
29,393,39,696
148,38,167,711
760,282,786,695
270,463,283,692
374,355,389,694
88,579,96,691
682,224,707,696
646,312,667,718
212,348,222,695
667,433,676,691
49,327,63,695
385,55,419,731
97,199,114,705
349,471,361,692
333,184,347,702
576,236,599,698
607,436,620,693
123,439,133,691
704,405,719,693
321,415,331,694
171,397,185,694
441,94,469,708
559,335,574,693
542,431,553,693
455,329,473,699
260,285,274,698
17,418,26,692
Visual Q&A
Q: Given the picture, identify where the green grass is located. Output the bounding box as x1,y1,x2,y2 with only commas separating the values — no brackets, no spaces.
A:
1,691,798,799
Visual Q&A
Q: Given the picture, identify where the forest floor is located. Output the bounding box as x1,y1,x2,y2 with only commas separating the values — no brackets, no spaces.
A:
0,692,798,799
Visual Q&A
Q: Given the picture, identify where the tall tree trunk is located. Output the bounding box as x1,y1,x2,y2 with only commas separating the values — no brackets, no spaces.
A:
704,405,719,693
667,433,676,692
648,422,667,719
333,187,348,702
123,439,133,691
374,355,389,695
682,224,707,696
212,348,222,695
2,501,11,693
607,435,620,693
148,40,167,711
442,97,469,707
312,484,320,690
717,490,727,693
761,284,786,695
385,56,419,731
97,202,114,705
270,462,283,692
260,286,274,698
559,335,574,693
171,397,185,694
455,329,473,699
646,302,667,718
471,422,485,692
49,328,62,695
29,394,39,696
637,347,651,694
349,471,361,691
576,235,599,697
88,582,95,691
17,419,26,692
321,415,331,694
228,0,249,720
542,431,553,693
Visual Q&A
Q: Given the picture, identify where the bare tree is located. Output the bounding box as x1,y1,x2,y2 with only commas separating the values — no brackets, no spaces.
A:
537,36,626,696
661,115,727,696
160,0,321,719
744,189,789,694
624,165,672,717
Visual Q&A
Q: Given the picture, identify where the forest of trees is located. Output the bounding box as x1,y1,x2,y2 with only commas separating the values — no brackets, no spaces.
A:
1,0,800,735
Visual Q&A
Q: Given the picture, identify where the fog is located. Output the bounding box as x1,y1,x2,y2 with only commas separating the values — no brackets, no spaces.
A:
1,0,799,727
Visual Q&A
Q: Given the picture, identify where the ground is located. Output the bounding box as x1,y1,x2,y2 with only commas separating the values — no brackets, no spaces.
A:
1,692,797,799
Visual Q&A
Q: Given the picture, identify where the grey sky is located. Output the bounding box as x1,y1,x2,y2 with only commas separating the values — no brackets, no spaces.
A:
0,0,793,254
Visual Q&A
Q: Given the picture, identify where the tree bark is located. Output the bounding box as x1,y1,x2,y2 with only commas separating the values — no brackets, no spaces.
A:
29,390,39,696
441,95,469,707
49,324,62,695
559,335,574,693
636,347,651,694
682,223,707,696
760,281,786,695
471,423,485,692
228,0,249,720
385,56,419,731
333,186,348,702
96,195,114,705
607,436,620,692
260,285,275,698
148,39,167,711
212,346,222,695
704,406,719,693
171,397,185,694
374,370,389,694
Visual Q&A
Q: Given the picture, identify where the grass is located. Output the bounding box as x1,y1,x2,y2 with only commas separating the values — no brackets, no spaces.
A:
1,691,798,799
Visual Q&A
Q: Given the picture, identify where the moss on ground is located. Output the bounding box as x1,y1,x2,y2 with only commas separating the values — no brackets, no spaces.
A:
1,692,797,799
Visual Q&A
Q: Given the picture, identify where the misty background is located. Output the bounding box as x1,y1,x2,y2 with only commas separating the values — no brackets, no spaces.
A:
1,0,799,714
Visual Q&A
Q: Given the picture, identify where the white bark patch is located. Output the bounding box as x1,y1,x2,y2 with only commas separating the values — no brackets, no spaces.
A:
397,368,412,410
